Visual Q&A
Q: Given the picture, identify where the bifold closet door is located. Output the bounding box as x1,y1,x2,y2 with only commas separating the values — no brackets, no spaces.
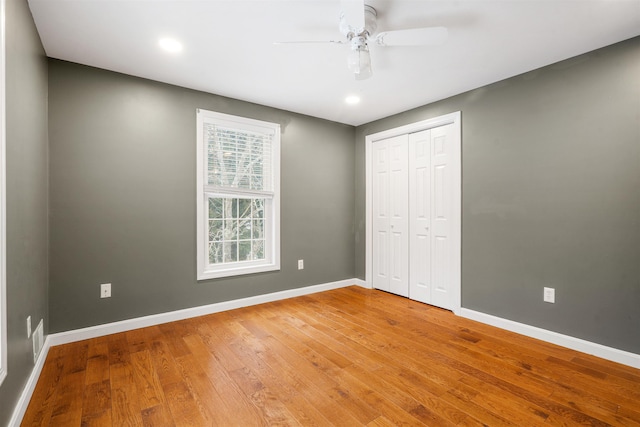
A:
372,123,455,309
372,134,409,297
409,124,454,309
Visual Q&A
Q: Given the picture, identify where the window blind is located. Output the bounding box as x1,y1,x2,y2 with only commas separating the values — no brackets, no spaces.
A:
205,123,274,195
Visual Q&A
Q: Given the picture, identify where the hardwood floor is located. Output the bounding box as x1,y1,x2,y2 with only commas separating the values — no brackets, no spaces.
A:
22,286,640,426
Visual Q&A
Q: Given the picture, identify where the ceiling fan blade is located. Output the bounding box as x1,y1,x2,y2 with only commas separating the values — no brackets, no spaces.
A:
375,27,448,47
273,40,345,45
340,0,365,35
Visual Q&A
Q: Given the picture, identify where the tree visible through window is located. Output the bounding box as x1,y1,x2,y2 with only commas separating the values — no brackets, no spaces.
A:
197,109,280,280
208,197,265,264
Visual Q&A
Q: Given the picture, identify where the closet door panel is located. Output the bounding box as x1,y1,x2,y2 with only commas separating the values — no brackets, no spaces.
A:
388,135,409,297
430,124,454,309
372,135,409,297
409,130,431,304
372,141,390,292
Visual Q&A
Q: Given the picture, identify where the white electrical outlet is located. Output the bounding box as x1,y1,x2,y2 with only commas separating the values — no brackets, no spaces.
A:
298,259,304,270
27,315,32,338
101,283,112,298
543,287,555,303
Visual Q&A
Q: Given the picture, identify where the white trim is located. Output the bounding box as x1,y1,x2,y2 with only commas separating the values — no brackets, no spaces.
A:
10,283,639,425
9,279,360,426
365,112,462,315
7,336,51,427
461,308,640,369
353,278,371,289
48,279,359,346
196,109,281,281
0,0,7,387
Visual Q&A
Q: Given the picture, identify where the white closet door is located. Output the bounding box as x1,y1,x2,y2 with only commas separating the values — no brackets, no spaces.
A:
373,124,454,305
408,130,432,304
430,124,454,309
372,135,409,297
372,140,390,292
408,124,455,309
367,111,461,313
388,135,409,297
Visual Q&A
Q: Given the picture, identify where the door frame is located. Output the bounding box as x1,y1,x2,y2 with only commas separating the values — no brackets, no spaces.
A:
0,0,7,386
365,111,462,315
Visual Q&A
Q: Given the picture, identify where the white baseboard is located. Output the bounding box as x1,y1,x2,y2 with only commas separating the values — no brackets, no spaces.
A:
49,278,361,346
10,278,361,426
353,278,371,289
461,308,640,369
13,281,637,427
8,336,52,427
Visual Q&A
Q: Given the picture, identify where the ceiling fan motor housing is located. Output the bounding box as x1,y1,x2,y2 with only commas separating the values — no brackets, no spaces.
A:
363,5,378,37
341,4,378,40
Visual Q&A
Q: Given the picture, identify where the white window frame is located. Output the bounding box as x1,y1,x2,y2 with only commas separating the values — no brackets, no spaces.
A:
196,109,280,280
0,0,7,386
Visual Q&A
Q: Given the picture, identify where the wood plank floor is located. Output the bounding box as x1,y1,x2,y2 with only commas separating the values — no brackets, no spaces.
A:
22,286,640,426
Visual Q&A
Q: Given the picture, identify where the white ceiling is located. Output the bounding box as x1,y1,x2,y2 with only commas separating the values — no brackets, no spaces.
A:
29,0,640,126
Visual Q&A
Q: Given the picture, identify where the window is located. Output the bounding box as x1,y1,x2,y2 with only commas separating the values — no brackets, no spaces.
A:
196,109,280,280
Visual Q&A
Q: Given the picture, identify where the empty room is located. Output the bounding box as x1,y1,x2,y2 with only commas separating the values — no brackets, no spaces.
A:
1,0,639,425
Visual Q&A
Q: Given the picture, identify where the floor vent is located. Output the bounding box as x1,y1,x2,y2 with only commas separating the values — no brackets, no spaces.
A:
32,319,44,363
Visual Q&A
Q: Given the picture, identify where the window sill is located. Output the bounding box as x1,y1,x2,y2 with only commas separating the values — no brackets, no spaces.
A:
197,262,280,281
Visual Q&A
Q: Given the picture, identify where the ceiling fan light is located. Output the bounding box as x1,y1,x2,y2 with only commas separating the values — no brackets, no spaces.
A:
347,46,372,80
355,66,372,80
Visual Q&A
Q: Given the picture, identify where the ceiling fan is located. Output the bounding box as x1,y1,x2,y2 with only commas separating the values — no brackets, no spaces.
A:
276,1,448,80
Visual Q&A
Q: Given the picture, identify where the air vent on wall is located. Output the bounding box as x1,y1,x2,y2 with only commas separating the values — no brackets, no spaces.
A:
32,319,44,363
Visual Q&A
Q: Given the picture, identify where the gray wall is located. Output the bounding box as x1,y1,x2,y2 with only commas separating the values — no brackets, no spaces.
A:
48,60,355,333
0,0,49,424
2,11,638,422
355,37,640,354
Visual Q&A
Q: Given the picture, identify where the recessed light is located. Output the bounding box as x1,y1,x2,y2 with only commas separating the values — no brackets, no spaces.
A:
158,37,183,53
345,95,361,105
